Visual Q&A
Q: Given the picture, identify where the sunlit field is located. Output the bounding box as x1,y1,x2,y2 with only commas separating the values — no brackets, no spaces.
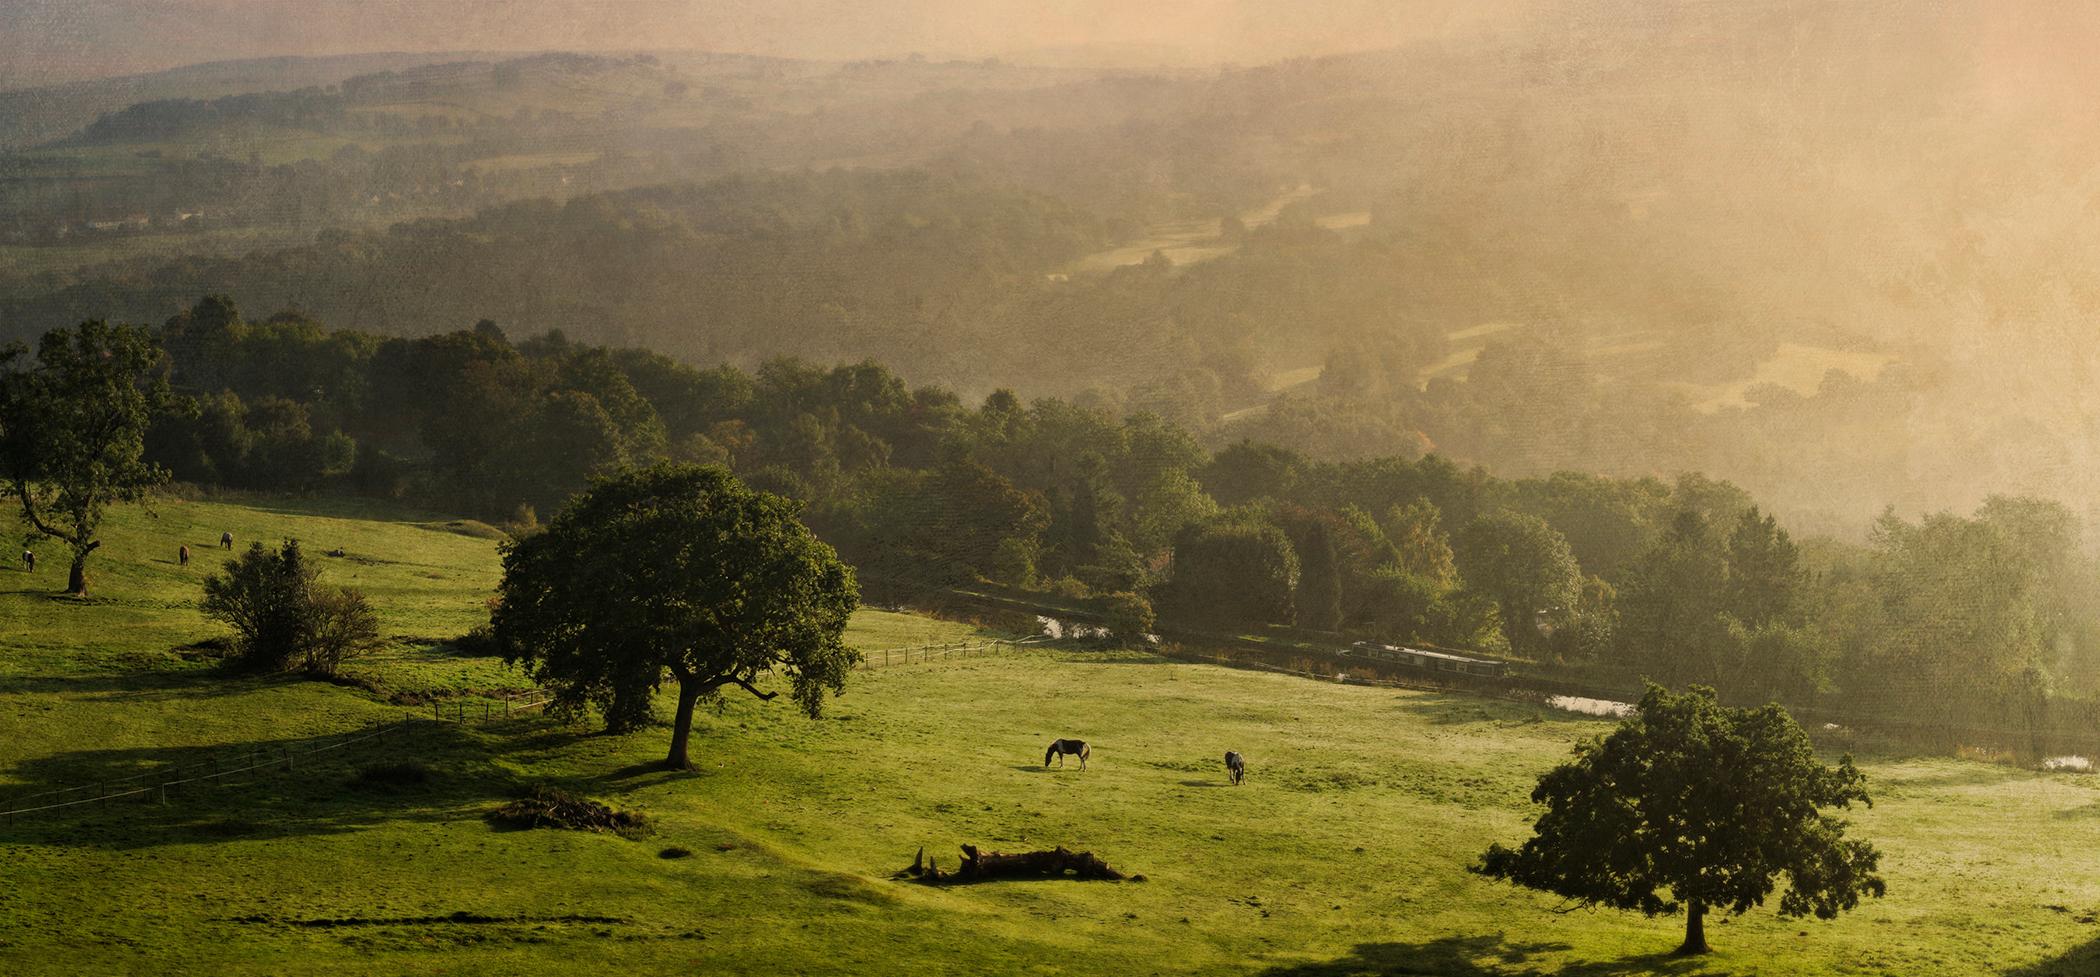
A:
2,498,2097,976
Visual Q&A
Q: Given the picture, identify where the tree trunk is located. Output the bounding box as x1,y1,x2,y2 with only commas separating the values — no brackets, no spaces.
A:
64,539,98,596
1675,901,1711,956
665,679,701,769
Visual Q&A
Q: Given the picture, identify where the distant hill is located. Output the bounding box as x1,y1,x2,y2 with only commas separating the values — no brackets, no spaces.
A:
0,52,513,149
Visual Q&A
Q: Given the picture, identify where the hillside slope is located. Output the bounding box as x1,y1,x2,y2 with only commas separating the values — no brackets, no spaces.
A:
1,498,2098,974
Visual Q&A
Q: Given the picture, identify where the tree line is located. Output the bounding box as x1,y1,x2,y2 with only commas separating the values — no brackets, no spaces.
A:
0,309,1986,958
8,299,2096,749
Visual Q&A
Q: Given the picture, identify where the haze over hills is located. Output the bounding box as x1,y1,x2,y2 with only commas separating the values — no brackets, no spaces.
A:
0,52,524,150
15,9,2100,972
4,1,2100,535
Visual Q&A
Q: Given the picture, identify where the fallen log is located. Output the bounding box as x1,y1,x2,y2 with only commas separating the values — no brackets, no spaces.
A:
897,844,1138,884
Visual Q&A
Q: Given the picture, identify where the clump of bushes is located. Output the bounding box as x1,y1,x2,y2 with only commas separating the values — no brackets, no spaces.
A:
200,539,377,675
488,786,651,839
1098,591,1156,647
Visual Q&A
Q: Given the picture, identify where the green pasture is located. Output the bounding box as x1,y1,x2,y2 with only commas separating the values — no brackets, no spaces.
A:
0,496,2096,976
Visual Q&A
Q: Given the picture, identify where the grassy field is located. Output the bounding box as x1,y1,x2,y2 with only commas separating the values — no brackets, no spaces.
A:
3,497,2100,976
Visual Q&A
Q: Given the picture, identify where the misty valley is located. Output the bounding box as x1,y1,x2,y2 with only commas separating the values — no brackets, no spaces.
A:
3,4,2100,976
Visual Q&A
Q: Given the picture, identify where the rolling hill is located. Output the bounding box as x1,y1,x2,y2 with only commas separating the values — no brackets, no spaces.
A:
2,496,2099,975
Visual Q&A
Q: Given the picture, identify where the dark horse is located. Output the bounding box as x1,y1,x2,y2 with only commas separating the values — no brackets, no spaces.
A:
1225,750,1246,785
178,545,190,567
220,531,234,549
1045,738,1091,770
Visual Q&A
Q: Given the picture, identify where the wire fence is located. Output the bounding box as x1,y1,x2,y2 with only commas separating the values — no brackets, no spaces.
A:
0,640,1038,824
0,689,556,824
426,690,556,724
857,636,1044,669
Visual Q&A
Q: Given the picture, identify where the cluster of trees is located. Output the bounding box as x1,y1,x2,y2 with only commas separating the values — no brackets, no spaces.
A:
14,300,2099,745
0,171,1108,382
0,311,1998,961
202,539,378,675
0,170,1970,540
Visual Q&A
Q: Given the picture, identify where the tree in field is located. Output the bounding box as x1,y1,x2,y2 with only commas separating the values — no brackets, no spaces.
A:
492,464,860,769
1476,684,1885,955
201,539,378,675
0,320,179,594
1453,510,1580,656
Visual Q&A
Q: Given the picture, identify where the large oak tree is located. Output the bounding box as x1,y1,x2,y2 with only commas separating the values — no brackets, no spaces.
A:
493,463,859,768
1476,684,1885,955
0,320,177,595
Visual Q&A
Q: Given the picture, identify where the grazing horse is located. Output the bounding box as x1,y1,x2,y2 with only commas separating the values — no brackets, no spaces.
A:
178,545,190,567
220,531,233,549
21,549,32,572
1045,738,1091,770
1225,750,1246,785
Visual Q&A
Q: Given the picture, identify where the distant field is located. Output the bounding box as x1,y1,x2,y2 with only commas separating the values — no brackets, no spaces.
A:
1,497,2098,975
0,227,315,278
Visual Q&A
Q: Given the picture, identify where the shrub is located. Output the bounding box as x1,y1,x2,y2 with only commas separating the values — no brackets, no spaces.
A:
200,539,378,675
1099,591,1156,646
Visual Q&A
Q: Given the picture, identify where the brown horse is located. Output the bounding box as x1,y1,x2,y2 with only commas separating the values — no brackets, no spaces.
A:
178,545,190,567
1045,738,1091,770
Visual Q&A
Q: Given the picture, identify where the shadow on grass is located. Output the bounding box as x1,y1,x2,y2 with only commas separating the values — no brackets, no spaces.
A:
603,760,711,790
1256,935,1737,976
0,720,566,851
0,718,512,848
2007,935,2100,977
1177,779,1230,788
0,665,279,702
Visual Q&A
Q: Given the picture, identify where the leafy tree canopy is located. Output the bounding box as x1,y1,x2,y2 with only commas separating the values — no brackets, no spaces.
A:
492,463,860,768
0,319,177,594
1477,684,1885,955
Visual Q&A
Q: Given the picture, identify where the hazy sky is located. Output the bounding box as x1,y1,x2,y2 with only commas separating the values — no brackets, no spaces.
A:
0,0,1522,89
